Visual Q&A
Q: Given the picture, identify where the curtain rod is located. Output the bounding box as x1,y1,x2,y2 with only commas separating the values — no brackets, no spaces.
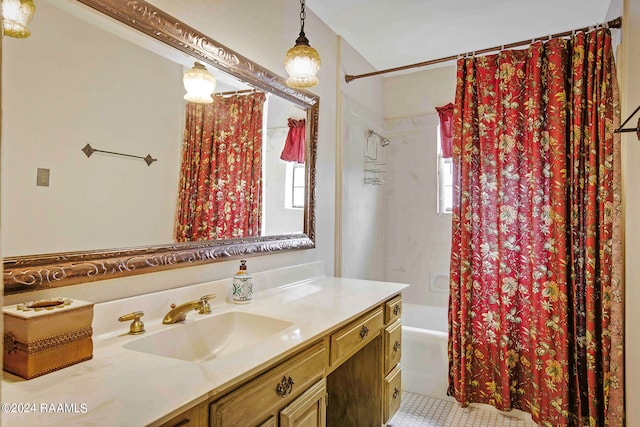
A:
214,89,259,96
345,16,622,83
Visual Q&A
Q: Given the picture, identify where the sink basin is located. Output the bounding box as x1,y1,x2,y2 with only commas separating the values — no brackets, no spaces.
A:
123,311,293,362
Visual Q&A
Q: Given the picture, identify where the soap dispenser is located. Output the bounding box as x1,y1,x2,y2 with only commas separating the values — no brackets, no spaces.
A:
232,260,253,304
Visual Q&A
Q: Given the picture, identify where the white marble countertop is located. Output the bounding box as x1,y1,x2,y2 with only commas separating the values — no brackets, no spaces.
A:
2,276,407,427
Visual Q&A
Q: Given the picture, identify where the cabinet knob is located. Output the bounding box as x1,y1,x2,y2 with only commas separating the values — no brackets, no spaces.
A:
392,387,400,399
359,325,369,339
276,376,295,398
393,304,401,316
393,341,401,352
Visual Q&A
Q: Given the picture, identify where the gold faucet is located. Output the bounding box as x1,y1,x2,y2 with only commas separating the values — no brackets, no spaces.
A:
162,294,216,324
118,311,145,335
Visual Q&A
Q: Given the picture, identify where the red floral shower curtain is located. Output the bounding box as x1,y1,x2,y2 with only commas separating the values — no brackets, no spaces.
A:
175,92,266,241
448,29,623,427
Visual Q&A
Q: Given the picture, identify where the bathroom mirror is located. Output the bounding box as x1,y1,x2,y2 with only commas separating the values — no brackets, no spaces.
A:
2,0,319,295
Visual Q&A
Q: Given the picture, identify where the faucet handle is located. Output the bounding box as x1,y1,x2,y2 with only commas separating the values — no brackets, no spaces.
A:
198,294,216,314
118,311,145,335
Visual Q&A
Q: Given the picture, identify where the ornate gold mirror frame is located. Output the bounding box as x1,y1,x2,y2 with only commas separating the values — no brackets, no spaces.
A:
3,0,318,296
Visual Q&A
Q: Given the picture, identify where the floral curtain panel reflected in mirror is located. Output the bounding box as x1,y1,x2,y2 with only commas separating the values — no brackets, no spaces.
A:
175,92,266,242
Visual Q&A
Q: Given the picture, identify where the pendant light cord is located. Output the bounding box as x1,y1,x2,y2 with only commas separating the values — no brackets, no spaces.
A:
299,0,306,37
295,0,310,45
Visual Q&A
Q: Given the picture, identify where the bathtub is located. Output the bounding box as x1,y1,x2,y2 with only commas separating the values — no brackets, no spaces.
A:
401,303,450,398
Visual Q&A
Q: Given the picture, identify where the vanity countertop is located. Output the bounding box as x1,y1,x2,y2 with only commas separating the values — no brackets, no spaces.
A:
1,276,408,427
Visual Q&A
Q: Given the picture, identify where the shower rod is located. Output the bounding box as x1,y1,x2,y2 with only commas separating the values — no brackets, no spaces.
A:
345,16,622,83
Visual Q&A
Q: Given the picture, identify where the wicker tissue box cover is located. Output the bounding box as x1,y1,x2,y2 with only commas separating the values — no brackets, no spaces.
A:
3,298,94,379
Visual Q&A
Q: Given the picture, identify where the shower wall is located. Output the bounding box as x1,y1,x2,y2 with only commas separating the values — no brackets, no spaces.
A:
337,37,386,280
382,65,457,307
339,95,387,280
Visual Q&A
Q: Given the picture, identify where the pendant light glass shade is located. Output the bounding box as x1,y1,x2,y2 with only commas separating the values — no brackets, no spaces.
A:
285,41,321,88
285,0,320,88
183,62,216,104
2,0,36,38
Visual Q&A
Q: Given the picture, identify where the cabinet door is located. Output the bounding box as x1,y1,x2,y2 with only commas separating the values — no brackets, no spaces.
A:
280,379,326,427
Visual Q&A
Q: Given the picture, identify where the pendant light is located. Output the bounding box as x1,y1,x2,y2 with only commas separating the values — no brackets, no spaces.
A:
285,0,320,88
183,62,216,104
2,0,36,38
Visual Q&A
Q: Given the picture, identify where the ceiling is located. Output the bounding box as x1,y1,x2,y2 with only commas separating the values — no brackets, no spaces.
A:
307,0,613,74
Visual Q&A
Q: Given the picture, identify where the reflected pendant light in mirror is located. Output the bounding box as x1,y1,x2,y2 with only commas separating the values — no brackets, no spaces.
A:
2,0,36,38
183,62,216,104
285,0,320,88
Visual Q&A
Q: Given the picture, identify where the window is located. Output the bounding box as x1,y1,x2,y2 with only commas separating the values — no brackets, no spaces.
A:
437,126,453,214
284,162,305,209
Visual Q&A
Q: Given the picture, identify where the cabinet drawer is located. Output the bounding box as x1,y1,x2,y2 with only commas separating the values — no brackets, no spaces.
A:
210,343,326,427
384,295,402,325
383,365,402,423
384,320,402,374
329,308,383,367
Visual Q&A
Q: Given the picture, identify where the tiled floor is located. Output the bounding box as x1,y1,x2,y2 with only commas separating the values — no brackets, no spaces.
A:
388,392,538,427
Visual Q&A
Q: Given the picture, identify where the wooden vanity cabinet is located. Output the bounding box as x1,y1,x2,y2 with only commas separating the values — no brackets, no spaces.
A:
160,294,403,427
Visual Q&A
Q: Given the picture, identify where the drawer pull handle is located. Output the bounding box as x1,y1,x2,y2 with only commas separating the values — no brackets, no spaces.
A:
276,376,295,398
359,325,369,339
393,387,401,399
393,304,401,316
393,341,401,352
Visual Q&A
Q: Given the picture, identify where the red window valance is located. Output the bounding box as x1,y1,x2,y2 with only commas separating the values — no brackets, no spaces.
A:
280,118,306,164
436,103,454,158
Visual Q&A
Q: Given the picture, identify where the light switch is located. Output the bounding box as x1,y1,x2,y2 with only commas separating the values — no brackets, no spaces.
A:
37,168,50,187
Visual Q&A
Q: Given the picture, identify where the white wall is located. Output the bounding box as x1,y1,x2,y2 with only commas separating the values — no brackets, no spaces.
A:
382,65,456,307
264,127,304,235
2,1,184,255
339,94,386,280
337,39,386,280
263,94,306,236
